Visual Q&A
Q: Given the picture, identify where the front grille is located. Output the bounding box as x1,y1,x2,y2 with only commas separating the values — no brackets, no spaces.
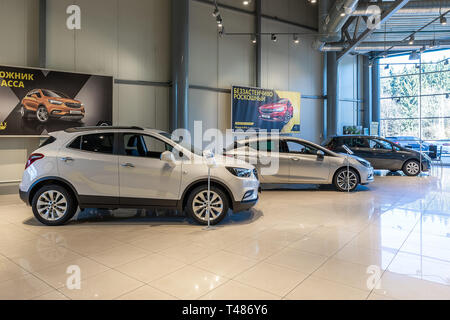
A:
260,109,274,114
253,168,259,180
65,102,81,108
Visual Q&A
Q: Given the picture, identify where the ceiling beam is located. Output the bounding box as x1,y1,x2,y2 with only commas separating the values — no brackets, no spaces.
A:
337,0,410,61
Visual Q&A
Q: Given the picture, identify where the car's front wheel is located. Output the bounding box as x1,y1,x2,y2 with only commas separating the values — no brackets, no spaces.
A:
31,185,77,226
36,105,49,123
186,185,229,225
402,159,420,176
333,167,359,192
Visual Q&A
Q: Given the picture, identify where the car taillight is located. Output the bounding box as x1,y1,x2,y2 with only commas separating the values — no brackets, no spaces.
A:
25,153,44,169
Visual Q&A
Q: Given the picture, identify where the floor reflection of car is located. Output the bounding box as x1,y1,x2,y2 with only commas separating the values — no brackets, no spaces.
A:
224,136,373,192
258,99,293,124
385,136,431,151
20,89,85,123
323,135,431,176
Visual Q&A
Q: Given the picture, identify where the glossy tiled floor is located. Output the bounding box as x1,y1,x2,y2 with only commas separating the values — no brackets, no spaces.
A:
0,167,449,300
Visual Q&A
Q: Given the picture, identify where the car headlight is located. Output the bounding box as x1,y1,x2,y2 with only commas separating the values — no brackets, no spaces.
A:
226,167,253,178
49,99,63,105
272,107,285,112
357,159,371,168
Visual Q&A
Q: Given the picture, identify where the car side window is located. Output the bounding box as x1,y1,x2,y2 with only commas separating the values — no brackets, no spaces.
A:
245,140,280,152
35,91,41,98
286,141,318,155
123,134,172,159
369,139,393,150
68,133,114,154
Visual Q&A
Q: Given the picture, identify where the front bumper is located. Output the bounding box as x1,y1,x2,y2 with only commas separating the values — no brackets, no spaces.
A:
259,112,286,122
361,167,374,185
233,197,258,213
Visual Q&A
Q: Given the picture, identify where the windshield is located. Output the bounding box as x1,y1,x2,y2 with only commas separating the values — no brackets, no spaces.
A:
159,132,204,156
42,90,70,99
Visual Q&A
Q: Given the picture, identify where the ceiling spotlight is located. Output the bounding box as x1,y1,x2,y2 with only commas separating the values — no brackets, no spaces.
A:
251,34,257,44
340,11,346,17
216,15,223,28
243,0,250,5
310,0,317,3
293,34,300,44
408,35,415,45
218,25,224,36
441,15,447,25
271,34,277,42
212,7,219,17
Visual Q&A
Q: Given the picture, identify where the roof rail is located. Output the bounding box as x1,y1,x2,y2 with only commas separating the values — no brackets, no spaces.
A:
64,126,144,133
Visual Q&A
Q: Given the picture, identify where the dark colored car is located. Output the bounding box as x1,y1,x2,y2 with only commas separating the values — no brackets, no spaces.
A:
323,135,431,176
385,136,431,151
258,99,293,124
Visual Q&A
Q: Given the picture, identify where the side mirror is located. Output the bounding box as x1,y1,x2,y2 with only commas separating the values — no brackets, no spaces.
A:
160,151,176,167
317,150,325,160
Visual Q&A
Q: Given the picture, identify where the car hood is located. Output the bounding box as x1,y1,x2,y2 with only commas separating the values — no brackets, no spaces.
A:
206,154,255,170
336,152,371,164
48,97,81,104
259,103,286,110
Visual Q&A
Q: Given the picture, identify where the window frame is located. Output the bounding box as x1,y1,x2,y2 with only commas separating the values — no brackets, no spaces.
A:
66,132,118,155
117,132,179,160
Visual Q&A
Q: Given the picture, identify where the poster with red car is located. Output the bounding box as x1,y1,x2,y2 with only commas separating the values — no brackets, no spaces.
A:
231,85,301,133
0,65,112,136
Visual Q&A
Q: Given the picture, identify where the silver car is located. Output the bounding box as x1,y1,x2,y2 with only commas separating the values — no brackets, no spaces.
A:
19,126,259,226
225,136,374,192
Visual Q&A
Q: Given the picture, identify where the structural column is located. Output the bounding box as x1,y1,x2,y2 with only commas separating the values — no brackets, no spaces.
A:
371,58,381,134
170,0,189,131
255,0,262,87
39,0,46,68
362,56,372,129
326,52,339,137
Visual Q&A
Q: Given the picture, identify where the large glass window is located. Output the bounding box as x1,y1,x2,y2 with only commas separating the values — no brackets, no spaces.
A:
380,49,450,162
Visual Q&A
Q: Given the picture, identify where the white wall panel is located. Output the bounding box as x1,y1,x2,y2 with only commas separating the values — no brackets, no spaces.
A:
0,137,40,182
118,0,170,81
116,84,169,130
0,0,39,67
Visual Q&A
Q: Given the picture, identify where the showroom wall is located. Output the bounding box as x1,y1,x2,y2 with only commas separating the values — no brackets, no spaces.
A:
189,0,325,143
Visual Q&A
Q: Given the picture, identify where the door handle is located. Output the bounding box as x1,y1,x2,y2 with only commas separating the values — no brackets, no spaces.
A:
60,157,74,162
121,163,135,168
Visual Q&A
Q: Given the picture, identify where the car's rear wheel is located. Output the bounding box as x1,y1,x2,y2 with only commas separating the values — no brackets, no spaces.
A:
36,105,49,123
31,185,77,226
20,104,29,118
186,185,229,225
333,167,359,192
402,159,420,176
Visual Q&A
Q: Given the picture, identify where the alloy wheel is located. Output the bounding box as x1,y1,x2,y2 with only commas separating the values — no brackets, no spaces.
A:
37,107,49,122
337,169,358,191
36,190,68,221
406,161,420,175
192,190,223,221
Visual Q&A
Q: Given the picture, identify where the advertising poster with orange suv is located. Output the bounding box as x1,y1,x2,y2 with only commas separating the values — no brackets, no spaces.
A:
231,85,301,133
0,65,112,135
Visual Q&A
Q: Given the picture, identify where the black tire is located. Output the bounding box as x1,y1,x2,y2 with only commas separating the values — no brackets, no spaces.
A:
402,159,420,176
31,184,77,226
185,185,229,225
36,105,49,123
20,104,29,119
333,167,360,192
283,113,291,124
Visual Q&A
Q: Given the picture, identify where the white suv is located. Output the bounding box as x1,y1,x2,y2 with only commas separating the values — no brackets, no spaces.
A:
19,127,259,226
